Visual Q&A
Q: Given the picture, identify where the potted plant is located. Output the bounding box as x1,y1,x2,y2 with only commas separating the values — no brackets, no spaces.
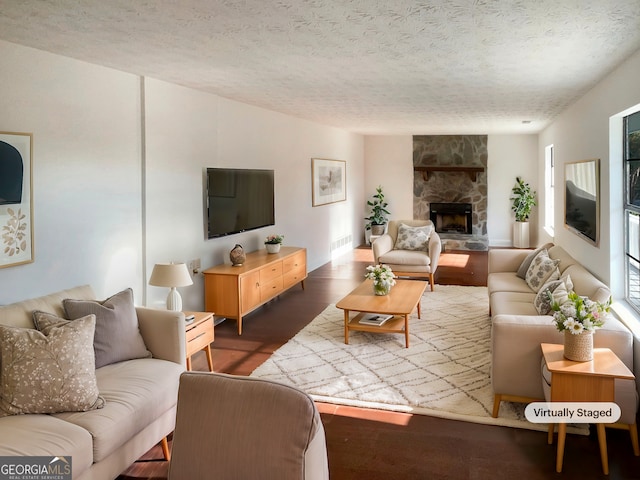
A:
510,177,536,248
364,185,391,236
264,234,284,253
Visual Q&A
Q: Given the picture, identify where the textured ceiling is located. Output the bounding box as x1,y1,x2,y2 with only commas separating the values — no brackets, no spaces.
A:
0,0,639,134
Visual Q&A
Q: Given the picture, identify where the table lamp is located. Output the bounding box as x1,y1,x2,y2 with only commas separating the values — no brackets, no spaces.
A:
149,263,193,311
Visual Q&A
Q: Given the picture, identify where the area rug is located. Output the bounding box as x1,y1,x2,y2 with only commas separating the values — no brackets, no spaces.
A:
251,285,585,434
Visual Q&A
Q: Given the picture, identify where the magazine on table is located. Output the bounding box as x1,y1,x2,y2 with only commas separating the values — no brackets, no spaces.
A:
359,313,393,326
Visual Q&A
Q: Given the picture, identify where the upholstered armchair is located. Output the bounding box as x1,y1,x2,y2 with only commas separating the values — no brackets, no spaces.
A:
372,219,441,291
168,372,330,480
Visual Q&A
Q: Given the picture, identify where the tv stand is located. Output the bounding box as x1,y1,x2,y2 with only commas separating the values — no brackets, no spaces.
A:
203,246,307,335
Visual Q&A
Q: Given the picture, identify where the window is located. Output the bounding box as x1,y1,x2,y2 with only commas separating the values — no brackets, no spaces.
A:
544,144,554,234
624,111,640,312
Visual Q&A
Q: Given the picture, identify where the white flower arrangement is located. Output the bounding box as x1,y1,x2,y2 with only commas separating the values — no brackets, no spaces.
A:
549,291,610,335
364,264,396,288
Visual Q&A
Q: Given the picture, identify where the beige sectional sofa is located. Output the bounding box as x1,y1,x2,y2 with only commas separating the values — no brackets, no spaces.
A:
0,285,186,480
488,245,638,431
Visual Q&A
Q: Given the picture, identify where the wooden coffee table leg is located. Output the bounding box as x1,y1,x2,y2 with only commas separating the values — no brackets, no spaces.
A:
417,302,422,319
404,314,410,348
344,310,350,344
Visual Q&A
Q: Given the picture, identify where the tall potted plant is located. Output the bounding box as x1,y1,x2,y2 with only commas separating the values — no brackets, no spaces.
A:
365,185,390,236
510,176,537,248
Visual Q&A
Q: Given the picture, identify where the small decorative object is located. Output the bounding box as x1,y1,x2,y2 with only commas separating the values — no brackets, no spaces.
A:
364,185,390,235
549,291,611,362
265,234,284,254
364,264,396,296
229,244,246,266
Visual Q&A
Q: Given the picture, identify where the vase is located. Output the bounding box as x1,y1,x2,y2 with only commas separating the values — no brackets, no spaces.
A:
373,281,391,296
563,330,593,362
265,243,281,254
229,244,246,266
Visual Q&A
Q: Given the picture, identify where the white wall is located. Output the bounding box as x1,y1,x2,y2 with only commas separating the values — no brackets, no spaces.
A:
0,41,365,309
538,48,640,290
363,134,539,247
0,41,143,303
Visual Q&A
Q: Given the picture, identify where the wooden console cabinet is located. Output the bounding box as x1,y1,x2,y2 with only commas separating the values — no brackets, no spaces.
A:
203,246,307,334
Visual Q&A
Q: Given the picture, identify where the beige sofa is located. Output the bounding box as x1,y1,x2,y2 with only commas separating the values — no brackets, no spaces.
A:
488,246,638,433
372,219,442,291
0,285,186,480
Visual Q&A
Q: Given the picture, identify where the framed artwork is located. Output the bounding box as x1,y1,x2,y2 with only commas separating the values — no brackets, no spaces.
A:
311,158,346,206
564,158,599,246
0,132,34,268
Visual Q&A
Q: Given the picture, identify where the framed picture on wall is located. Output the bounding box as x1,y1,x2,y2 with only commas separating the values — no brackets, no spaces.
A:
311,158,346,207
0,132,34,268
564,158,599,246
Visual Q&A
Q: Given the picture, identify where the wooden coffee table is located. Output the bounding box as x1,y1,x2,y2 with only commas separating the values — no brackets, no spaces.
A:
336,279,428,348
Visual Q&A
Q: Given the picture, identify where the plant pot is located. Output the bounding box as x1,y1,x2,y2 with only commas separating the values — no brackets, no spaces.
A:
563,330,593,362
513,221,530,248
371,224,386,236
265,243,281,254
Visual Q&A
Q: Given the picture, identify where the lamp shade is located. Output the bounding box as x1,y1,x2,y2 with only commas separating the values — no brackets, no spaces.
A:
149,263,193,288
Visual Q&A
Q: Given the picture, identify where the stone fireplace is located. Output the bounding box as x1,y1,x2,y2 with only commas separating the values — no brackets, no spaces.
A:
413,135,488,251
429,203,472,235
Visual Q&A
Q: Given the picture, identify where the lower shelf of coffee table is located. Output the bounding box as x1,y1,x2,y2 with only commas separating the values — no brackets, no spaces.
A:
347,312,405,334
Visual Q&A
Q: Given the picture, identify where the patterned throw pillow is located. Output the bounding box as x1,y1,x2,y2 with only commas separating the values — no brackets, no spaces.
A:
534,274,573,315
63,288,151,369
525,249,560,293
394,223,432,251
0,313,105,417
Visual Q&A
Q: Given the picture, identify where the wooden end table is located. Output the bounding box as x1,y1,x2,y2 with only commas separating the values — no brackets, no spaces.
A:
541,343,634,475
184,311,215,372
336,279,428,348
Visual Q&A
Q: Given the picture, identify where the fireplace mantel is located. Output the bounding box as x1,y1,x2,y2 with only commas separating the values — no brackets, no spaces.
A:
414,166,485,182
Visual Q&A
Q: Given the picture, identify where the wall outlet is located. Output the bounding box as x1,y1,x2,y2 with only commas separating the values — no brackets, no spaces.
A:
189,258,201,275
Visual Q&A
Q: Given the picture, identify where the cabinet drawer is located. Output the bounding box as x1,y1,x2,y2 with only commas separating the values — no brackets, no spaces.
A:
283,265,306,289
260,262,282,283
260,277,283,302
283,251,305,273
186,320,214,356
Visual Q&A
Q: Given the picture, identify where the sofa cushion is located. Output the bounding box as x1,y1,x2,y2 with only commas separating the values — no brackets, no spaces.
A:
525,249,560,292
490,291,538,317
53,358,183,462
0,313,104,417
534,274,573,315
63,288,151,368
393,223,432,251
516,243,554,279
379,249,430,267
487,272,533,296
0,414,94,477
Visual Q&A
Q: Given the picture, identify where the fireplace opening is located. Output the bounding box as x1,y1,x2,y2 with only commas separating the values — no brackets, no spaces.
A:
429,203,472,235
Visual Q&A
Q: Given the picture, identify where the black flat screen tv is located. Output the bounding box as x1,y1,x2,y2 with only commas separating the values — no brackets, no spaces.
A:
206,168,275,239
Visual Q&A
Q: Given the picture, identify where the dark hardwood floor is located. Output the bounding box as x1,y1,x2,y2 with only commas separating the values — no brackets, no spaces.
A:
118,248,640,480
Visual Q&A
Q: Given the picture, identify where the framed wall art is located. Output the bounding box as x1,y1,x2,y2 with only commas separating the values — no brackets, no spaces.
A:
564,158,599,246
0,132,33,268
311,158,346,207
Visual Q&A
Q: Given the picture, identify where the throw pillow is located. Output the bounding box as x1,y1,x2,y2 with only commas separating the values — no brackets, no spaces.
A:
525,249,560,293
516,242,554,279
394,223,432,251
534,274,573,315
63,288,151,369
0,313,105,417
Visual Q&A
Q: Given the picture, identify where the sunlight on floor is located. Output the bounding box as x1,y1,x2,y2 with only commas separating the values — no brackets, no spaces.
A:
316,402,413,426
438,252,470,268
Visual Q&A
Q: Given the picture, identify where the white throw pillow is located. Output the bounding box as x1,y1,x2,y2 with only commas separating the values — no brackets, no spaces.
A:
525,249,560,293
534,274,573,315
394,223,432,251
